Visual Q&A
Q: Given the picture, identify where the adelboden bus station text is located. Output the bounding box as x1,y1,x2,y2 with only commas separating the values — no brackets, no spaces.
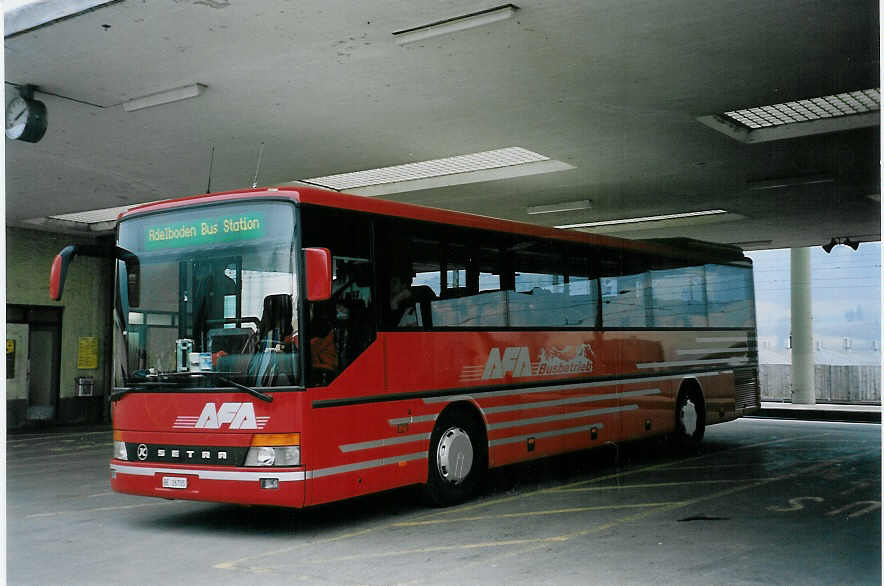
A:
145,213,265,250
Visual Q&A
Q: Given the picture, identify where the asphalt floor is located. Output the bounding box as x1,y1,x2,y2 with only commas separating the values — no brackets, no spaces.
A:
6,415,881,584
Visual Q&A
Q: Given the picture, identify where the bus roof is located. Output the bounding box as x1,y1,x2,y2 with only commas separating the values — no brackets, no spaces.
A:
122,186,746,264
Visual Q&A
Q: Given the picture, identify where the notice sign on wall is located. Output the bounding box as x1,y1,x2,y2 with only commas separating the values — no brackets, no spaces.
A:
77,336,99,369
6,339,15,379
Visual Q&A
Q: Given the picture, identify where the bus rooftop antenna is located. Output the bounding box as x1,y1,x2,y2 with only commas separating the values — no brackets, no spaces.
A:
206,145,215,194
251,142,265,188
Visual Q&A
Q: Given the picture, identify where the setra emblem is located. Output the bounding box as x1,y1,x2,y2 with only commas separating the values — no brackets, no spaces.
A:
136,443,149,461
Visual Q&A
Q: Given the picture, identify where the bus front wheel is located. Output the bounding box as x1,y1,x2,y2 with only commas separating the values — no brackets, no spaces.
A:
424,410,485,506
674,385,705,450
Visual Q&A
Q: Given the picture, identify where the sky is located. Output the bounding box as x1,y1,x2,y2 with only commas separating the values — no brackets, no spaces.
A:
746,242,881,366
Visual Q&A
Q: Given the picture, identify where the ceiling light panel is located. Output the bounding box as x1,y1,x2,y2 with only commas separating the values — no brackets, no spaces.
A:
527,200,592,214
123,83,206,112
49,205,131,224
556,209,729,229
393,4,518,45
305,147,553,191
721,89,879,129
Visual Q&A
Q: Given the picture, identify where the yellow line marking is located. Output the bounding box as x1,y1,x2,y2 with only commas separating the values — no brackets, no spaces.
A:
553,478,779,492
773,438,872,443
214,432,842,574
6,430,111,444
297,536,571,565
8,445,112,463
411,433,824,523
553,433,836,491
391,501,685,527
665,462,759,470
563,459,844,540
214,528,377,570
423,450,877,583
26,500,184,518
284,462,840,568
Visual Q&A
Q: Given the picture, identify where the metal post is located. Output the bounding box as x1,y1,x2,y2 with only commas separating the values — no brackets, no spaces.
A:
790,247,815,404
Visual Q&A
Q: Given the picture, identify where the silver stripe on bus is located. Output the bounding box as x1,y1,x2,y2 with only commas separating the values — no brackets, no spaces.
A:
388,413,439,426
307,452,426,479
637,357,749,369
696,336,753,343
339,433,432,453
487,404,637,431
423,371,724,405
110,463,307,482
676,348,748,355
489,422,606,447
374,390,656,455
482,388,660,415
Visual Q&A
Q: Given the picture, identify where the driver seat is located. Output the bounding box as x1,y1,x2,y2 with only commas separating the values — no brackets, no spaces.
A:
249,294,296,386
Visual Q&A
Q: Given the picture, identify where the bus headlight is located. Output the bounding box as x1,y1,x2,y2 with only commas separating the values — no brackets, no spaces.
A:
113,432,128,460
245,433,300,467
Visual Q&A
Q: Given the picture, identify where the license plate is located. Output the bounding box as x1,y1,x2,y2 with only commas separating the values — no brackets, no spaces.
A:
162,476,188,489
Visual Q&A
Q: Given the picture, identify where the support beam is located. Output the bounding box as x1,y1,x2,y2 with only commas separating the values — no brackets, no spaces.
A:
790,247,815,404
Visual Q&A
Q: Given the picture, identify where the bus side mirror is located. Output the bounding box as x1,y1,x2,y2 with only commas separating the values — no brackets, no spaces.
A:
125,256,141,307
304,247,332,301
49,245,77,301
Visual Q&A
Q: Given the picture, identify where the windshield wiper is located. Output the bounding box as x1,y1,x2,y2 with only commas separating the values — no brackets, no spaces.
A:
119,370,273,402
164,370,273,402
214,374,273,403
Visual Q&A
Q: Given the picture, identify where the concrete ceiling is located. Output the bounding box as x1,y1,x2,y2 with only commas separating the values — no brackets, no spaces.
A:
4,0,880,249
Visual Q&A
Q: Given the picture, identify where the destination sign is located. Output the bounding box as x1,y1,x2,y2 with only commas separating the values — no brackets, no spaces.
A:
145,213,265,250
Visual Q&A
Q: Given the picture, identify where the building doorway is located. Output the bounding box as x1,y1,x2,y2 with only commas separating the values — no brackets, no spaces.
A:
7,305,62,424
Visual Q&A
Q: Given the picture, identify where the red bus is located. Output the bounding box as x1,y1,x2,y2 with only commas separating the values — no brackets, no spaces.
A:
50,186,759,507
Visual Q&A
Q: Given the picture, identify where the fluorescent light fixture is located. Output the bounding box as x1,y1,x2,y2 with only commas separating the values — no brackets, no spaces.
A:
556,209,730,229
746,175,833,191
26,199,163,232
527,200,592,215
698,89,879,143
5,0,118,38
300,147,574,196
393,4,518,45
48,206,130,224
727,240,773,249
724,90,878,128
123,83,206,112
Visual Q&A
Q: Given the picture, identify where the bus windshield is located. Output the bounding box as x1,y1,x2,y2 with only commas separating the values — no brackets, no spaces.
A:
115,201,299,388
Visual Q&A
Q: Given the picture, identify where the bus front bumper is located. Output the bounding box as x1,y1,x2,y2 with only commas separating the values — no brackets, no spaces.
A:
110,460,306,507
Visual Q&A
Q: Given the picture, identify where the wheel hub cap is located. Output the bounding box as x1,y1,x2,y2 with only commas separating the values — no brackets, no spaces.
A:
680,399,698,436
436,427,473,484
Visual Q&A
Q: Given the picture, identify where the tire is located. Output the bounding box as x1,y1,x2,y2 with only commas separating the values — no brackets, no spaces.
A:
673,385,705,450
424,409,486,506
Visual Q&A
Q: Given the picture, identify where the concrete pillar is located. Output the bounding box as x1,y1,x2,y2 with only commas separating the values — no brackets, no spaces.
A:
790,247,815,404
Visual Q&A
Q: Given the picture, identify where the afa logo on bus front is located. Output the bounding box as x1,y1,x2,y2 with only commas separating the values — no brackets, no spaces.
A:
173,402,270,430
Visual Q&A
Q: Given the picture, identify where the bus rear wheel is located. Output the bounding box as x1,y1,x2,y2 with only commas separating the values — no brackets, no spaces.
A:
424,410,485,506
673,385,705,450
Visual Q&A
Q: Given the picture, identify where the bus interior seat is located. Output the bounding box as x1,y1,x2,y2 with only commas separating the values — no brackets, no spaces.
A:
258,293,294,342
410,284,436,327
207,328,252,355
442,286,470,299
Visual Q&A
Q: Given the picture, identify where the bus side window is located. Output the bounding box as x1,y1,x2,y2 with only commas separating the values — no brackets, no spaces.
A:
380,228,443,329
300,206,375,386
